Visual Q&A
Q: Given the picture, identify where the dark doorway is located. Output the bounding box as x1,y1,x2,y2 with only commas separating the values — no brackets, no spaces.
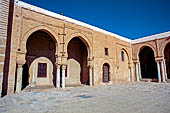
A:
103,63,110,83
164,43,170,79
22,30,56,89
139,46,158,80
67,37,89,85
21,63,29,90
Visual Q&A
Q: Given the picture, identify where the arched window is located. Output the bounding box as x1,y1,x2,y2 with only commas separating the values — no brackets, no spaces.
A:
121,51,125,61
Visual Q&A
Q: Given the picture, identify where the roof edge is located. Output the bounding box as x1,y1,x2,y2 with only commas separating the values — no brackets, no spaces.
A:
16,1,131,43
132,31,170,44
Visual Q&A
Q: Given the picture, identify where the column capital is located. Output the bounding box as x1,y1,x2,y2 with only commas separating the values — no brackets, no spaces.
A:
62,64,67,70
88,56,94,61
16,59,25,66
155,57,164,62
55,54,58,58
133,59,139,63
155,60,160,63
55,63,61,69
88,65,94,69
128,62,132,68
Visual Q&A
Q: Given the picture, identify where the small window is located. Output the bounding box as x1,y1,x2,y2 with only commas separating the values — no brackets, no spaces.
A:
37,63,47,77
105,48,108,56
121,51,125,61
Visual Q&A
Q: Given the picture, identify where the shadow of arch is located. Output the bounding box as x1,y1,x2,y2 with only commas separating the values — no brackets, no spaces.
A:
139,46,158,81
20,25,59,55
67,37,89,85
21,30,57,90
137,44,157,59
21,63,29,90
65,32,92,58
164,42,170,79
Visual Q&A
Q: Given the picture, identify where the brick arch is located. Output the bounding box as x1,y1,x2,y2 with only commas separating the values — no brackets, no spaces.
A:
20,25,59,55
65,32,92,58
136,44,157,59
160,40,170,57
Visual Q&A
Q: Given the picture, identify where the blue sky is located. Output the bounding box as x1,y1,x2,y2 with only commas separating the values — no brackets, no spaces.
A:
21,0,170,39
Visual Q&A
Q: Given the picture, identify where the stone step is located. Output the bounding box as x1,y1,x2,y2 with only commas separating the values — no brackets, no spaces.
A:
22,85,55,92
140,78,158,82
66,84,86,87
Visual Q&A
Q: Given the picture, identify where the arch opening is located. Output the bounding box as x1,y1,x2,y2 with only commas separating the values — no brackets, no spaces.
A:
103,63,110,83
67,37,89,85
139,46,158,81
22,30,56,89
164,42,170,79
21,63,29,90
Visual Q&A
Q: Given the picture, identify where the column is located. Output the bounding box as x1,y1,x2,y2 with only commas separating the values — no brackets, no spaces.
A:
135,63,140,82
156,61,161,83
56,64,61,88
163,59,168,80
62,65,66,89
16,64,23,92
160,61,166,82
129,68,132,82
138,62,142,79
89,65,93,86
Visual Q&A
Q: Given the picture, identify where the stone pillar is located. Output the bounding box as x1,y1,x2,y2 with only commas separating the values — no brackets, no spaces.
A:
89,65,93,86
156,61,161,83
62,65,66,89
160,61,166,83
138,62,142,79
129,68,132,81
163,59,168,80
135,63,140,82
16,64,23,92
56,64,61,88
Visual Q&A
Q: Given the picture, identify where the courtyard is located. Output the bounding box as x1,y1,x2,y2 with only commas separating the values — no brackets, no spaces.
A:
0,82,170,113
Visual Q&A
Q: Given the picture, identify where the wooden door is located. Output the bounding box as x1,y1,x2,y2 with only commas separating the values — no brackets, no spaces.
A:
103,64,109,83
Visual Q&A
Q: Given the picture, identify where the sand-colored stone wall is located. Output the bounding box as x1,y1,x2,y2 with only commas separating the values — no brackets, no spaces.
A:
6,3,133,94
132,36,170,61
132,35,170,82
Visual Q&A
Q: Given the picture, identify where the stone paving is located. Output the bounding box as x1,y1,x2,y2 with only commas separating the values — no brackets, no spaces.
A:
0,82,170,113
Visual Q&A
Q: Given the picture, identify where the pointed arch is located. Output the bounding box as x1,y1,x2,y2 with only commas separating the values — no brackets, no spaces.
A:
160,40,170,57
137,44,157,59
65,32,92,58
20,25,59,55
139,46,158,80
